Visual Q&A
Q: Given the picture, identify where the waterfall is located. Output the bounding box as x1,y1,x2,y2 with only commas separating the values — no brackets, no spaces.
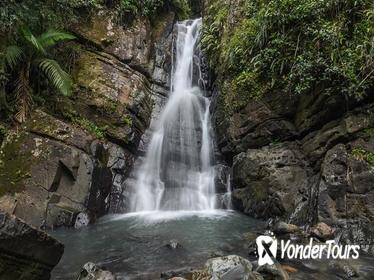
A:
129,18,216,212
224,174,233,210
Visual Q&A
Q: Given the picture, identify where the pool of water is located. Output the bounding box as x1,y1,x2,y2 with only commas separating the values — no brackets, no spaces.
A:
50,210,374,280
51,210,263,280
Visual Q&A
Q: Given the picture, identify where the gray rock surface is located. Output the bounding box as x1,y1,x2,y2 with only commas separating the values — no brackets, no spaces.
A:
205,255,253,280
77,262,116,280
0,212,64,280
0,8,175,227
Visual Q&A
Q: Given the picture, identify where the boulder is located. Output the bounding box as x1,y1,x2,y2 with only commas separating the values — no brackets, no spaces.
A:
232,142,311,221
272,222,300,235
77,262,116,280
74,212,90,229
0,212,63,280
205,255,253,280
311,222,335,241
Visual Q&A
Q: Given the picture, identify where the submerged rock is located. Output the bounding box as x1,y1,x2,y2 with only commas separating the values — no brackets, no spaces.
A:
165,239,182,250
0,212,63,280
205,255,253,280
74,212,90,229
77,262,116,280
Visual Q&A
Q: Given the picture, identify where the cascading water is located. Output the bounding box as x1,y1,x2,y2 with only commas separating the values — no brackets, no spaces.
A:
129,18,216,212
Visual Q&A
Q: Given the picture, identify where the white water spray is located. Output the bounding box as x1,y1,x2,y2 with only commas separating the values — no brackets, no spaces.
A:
129,18,216,212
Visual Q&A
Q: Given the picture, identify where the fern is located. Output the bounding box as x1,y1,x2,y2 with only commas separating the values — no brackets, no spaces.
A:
38,30,75,48
2,46,23,70
20,26,47,55
38,59,72,96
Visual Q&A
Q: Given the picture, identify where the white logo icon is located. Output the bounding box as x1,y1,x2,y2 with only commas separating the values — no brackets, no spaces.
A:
256,234,277,266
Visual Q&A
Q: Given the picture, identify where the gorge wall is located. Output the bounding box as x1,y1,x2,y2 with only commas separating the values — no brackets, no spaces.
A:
202,0,374,252
0,8,175,229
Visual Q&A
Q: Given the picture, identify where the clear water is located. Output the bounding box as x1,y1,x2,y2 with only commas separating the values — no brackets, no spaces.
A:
128,18,216,212
51,211,263,279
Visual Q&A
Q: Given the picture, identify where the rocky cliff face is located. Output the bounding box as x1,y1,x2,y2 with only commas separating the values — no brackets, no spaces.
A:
0,10,175,229
204,0,374,251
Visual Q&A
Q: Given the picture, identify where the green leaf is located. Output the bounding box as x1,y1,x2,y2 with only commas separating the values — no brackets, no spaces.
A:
20,26,46,55
2,45,23,69
38,30,75,48
38,58,72,96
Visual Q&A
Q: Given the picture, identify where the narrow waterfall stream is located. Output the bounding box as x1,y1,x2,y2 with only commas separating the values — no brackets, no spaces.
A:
130,19,216,212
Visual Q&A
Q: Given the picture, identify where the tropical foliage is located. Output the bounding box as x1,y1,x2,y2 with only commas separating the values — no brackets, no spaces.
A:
0,27,75,122
201,0,374,113
120,0,191,20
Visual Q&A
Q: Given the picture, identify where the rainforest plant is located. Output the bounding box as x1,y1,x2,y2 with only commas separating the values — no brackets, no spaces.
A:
0,27,75,122
201,0,374,114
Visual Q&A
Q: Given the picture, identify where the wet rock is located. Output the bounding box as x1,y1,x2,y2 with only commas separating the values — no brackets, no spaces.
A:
311,222,335,241
166,239,182,250
205,255,253,280
338,221,374,255
317,144,348,223
232,142,311,221
74,212,90,229
328,261,359,279
247,272,264,280
256,263,289,280
0,212,63,280
77,262,115,280
160,267,194,279
273,222,300,235
214,164,231,193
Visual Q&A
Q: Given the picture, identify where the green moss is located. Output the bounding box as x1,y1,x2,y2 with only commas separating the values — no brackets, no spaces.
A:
352,147,374,166
0,133,32,196
363,128,374,135
63,110,108,140
122,114,133,127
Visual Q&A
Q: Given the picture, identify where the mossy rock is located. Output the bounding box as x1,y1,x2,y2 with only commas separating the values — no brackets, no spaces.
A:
0,131,33,197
